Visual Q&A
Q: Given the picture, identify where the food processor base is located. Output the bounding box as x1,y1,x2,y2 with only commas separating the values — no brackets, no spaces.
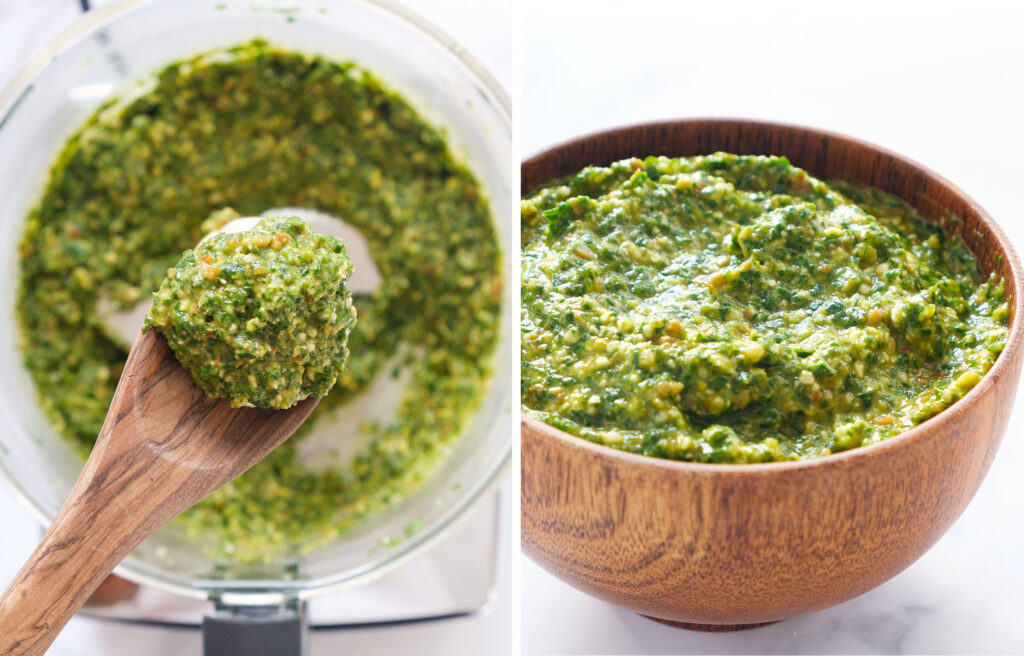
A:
204,606,307,656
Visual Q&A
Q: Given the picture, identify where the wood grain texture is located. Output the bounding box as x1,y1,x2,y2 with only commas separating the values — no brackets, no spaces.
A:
521,119,1024,627
0,330,316,654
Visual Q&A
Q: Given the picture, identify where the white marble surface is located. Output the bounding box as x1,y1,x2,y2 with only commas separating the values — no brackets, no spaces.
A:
0,0,516,654
522,1,1024,654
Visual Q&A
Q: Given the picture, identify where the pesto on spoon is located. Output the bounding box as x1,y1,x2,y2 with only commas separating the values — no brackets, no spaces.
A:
144,214,357,409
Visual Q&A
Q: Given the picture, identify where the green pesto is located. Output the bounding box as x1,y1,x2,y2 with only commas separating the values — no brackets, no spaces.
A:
17,40,501,561
521,154,1007,463
145,214,357,409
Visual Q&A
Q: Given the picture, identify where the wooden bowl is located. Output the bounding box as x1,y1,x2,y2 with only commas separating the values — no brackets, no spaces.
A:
520,119,1024,629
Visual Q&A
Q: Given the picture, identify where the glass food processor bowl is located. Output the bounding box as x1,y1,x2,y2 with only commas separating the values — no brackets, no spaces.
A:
0,0,513,612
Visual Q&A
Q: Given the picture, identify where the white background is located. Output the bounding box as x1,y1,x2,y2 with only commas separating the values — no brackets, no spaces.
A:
8,0,1024,653
0,0,517,654
522,0,1024,654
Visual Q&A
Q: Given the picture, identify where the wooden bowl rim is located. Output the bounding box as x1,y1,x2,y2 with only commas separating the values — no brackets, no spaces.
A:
521,118,1024,477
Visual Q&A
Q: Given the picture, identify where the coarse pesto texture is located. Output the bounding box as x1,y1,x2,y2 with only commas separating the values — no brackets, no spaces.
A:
18,41,501,561
521,153,1007,463
145,214,357,409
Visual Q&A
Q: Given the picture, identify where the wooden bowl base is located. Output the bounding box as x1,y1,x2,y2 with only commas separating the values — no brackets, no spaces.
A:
642,615,778,631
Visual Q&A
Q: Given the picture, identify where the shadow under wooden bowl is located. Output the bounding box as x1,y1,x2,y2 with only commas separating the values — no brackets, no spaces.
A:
520,119,1024,629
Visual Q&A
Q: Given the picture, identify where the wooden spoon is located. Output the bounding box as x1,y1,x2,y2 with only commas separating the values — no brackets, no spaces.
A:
0,329,317,655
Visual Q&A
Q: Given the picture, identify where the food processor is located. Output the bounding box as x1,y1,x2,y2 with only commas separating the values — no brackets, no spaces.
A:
0,0,514,652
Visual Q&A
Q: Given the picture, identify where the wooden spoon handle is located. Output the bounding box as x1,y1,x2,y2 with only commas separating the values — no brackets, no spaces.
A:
0,331,317,654
0,472,154,655
0,333,202,653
